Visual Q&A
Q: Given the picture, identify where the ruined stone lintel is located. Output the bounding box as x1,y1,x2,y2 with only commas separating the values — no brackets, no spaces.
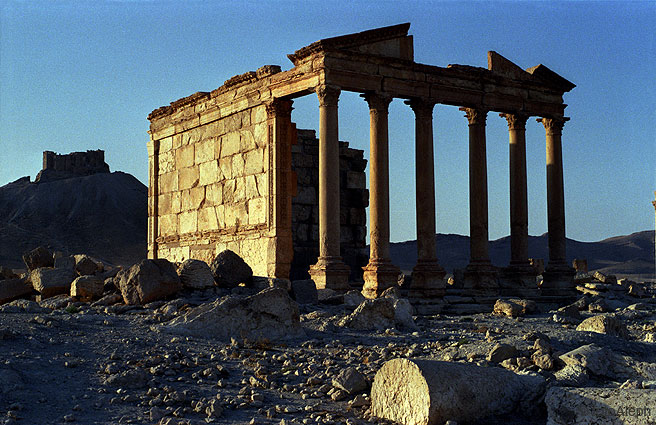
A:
308,256,350,291
362,259,401,299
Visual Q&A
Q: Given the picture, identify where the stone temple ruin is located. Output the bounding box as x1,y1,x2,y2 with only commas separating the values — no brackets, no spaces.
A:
147,23,576,303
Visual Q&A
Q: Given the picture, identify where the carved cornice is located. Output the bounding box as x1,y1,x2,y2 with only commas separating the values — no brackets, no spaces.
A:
538,117,569,135
500,113,529,130
362,92,393,112
460,107,488,125
266,98,294,119
405,98,435,119
316,85,341,107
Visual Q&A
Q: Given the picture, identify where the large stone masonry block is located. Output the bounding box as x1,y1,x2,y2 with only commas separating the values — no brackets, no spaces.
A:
244,175,260,199
175,144,195,168
205,182,223,206
159,136,173,153
247,197,266,225
251,105,267,125
179,167,199,190
195,139,215,165
219,157,233,180
244,149,265,175
199,160,220,186
346,170,366,189
159,171,178,193
222,132,241,157
240,128,257,151
233,177,246,203
232,154,245,177
158,151,175,174
159,214,178,236
224,203,247,228
254,123,267,148
181,187,205,211
198,207,219,231
222,179,236,203
179,211,198,234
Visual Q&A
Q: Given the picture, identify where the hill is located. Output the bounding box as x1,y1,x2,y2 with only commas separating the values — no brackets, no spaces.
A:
390,231,655,281
0,172,147,269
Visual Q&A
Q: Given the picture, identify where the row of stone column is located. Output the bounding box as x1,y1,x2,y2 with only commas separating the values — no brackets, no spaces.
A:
308,84,570,297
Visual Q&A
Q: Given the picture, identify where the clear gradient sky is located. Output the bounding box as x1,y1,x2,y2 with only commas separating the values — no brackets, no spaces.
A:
1,1,654,243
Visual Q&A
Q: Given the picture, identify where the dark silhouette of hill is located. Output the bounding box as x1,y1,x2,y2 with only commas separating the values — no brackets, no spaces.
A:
391,231,655,280
0,172,147,269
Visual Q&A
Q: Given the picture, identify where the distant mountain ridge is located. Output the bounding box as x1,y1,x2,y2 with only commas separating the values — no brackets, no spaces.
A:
390,231,655,281
0,172,147,269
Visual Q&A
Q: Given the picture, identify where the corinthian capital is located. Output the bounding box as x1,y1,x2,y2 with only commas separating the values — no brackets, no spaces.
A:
316,85,341,107
538,117,569,135
265,99,293,119
405,98,435,119
500,113,529,130
361,92,393,112
460,107,488,125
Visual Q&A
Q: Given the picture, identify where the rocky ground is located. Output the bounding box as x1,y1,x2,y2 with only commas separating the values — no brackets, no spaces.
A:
1,249,655,425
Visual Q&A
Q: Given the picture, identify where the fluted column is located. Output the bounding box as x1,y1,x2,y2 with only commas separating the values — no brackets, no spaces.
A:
407,98,445,296
461,107,491,268
362,92,400,299
539,117,569,270
308,85,350,290
501,113,531,269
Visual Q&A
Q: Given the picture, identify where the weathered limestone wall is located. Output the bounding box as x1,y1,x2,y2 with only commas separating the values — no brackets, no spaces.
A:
290,129,368,281
152,102,271,275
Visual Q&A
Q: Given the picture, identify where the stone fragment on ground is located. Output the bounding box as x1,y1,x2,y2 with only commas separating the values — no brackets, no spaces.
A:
117,259,181,305
332,367,368,395
546,387,656,425
158,287,304,342
177,259,215,289
70,275,104,300
576,314,629,338
30,267,76,298
22,246,54,271
487,343,519,363
0,278,33,304
338,297,417,331
74,254,102,276
290,279,318,305
493,298,537,317
210,249,253,288
371,358,545,425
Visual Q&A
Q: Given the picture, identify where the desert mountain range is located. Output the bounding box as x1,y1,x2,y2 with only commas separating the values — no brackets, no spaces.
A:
0,172,653,281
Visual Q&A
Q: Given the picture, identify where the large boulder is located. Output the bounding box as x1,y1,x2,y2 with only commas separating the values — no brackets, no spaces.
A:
338,297,417,331
70,275,104,301
74,254,102,276
576,314,629,338
546,387,655,425
22,246,53,271
158,287,304,342
371,358,545,425
210,250,253,288
0,278,33,304
117,259,181,305
30,267,76,298
290,280,318,305
177,259,215,289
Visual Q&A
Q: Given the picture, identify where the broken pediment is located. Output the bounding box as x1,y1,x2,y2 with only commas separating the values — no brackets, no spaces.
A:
288,23,414,65
487,51,530,81
526,64,576,92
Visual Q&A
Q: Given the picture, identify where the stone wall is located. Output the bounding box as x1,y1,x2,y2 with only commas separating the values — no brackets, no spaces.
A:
290,129,369,281
36,150,110,182
153,103,272,276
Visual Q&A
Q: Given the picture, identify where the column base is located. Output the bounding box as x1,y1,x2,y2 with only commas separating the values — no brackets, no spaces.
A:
499,264,539,298
362,259,401,299
541,262,576,298
462,262,499,297
409,260,446,298
309,256,350,291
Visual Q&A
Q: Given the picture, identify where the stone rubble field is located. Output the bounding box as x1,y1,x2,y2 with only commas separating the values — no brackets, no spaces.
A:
1,247,655,425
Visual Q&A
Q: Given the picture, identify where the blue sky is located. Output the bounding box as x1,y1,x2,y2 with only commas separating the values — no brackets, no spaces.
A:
1,1,654,243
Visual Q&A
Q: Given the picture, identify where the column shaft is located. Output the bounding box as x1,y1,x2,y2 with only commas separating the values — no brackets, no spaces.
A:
503,113,530,267
362,93,400,298
462,108,491,266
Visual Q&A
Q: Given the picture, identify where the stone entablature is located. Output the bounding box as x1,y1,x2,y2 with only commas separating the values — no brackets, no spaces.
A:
148,23,575,297
36,150,110,183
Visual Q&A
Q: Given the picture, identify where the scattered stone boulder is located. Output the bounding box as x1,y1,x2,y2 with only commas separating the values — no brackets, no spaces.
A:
339,297,417,331
70,275,104,301
552,303,581,324
559,344,619,377
39,294,75,310
54,255,76,270
177,259,215,289
158,287,304,342
22,246,54,271
546,387,656,425
291,279,318,305
210,250,253,288
117,259,181,305
0,278,33,304
487,343,519,363
30,267,76,298
593,271,616,284
628,283,647,298
74,254,102,276
343,290,365,308
493,298,536,317
576,314,629,338
332,367,368,395
371,358,545,425
252,276,291,292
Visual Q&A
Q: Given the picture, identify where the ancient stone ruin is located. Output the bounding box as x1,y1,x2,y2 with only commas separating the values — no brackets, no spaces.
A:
147,23,576,301
35,150,110,182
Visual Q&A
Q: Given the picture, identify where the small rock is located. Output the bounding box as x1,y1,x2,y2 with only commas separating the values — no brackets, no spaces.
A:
576,314,628,338
332,367,368,395
486,343,518,363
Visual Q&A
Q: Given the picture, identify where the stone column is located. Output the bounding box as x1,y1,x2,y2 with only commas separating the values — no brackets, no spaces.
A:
539,116,575,295
265,99,294,279
362,92,400,299
461,108,492,268
501,113,531,270
147,138,159,259
308,85,350,290
406,98,445,296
